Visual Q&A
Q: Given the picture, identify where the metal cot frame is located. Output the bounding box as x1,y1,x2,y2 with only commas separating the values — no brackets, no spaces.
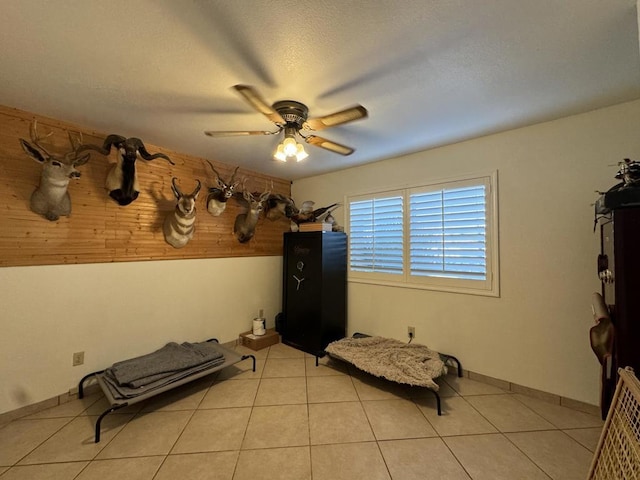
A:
78,339,256,443
321,332,462,416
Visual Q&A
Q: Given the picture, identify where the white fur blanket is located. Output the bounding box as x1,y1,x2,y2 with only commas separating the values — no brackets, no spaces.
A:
325,336,446,390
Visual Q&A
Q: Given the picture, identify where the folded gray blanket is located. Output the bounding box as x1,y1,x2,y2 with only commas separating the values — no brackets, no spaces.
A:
102,355,226,399
106,341,224,388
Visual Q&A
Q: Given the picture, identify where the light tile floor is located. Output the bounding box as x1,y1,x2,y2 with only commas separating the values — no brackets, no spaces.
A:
0,342,604,480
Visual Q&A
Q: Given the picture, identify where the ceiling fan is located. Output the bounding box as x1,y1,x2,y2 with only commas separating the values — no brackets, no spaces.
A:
204,85,368,162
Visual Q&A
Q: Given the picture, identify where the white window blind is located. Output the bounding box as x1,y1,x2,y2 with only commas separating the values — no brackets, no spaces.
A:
409,185,486,281
349,195,403,275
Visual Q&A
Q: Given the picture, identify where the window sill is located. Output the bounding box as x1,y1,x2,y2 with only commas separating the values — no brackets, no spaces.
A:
348,276,500,297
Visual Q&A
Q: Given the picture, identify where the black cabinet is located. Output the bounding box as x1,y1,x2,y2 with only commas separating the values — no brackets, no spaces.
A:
597,207,640,415
600,208,640,372
281,231,347,356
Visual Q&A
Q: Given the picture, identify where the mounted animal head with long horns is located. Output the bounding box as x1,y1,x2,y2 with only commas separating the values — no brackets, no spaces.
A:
203,160,240,217
19,120,90,221
233,181,271,244
163,177,201,249
77,135,174,206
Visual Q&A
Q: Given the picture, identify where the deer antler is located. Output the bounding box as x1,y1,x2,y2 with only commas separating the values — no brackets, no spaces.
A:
29,120,54,156
260,181,273,202
65,130,85,162
76,134,126,156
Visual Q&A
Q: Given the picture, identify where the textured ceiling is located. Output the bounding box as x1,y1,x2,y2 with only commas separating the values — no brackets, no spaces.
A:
1,0,640,180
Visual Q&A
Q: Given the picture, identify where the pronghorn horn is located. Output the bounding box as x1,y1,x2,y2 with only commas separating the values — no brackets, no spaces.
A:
171,177,183,197
192,179,202,196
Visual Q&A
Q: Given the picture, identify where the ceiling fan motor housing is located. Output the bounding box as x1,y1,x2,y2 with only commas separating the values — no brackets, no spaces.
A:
273,100,308,128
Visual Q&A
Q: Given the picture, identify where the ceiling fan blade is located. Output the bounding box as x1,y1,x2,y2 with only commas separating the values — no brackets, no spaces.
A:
305,135,355,156
204,130,278,137
304,105,368,131
232,85,286,125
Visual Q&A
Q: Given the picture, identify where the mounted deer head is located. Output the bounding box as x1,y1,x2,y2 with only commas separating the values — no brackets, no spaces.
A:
204,160,240,216
19,120,90,221
163,177,202,249
78,135,174,206
233,182,271,243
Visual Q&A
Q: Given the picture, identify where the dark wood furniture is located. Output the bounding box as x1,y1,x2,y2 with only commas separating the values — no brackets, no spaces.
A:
597,206,640,416
281,231,347,356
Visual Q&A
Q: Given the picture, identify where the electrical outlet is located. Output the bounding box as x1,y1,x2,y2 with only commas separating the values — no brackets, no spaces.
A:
72,351,84,366
408,326,415,339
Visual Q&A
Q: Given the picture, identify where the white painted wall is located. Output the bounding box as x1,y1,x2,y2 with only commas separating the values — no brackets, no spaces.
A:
0,256,282,414
293,99,640,405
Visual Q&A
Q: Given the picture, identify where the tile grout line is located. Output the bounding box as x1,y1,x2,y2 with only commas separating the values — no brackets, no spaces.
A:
442,376,559,480
11,393,113,469
157,373,219,476
304,351,314,480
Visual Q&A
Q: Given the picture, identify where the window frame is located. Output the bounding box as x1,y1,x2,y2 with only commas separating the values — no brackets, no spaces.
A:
346,171,499,297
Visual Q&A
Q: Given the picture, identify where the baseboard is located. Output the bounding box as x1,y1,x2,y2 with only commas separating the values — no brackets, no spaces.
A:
0,381,101,427
463,369,599,416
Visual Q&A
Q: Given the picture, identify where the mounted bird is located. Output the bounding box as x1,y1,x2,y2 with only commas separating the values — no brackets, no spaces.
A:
290,202,341,225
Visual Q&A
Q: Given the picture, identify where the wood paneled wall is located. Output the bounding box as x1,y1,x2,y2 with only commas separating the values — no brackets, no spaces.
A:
0,106,292,267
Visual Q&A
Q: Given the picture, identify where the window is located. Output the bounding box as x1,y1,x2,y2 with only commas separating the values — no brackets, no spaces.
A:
347,173,499,296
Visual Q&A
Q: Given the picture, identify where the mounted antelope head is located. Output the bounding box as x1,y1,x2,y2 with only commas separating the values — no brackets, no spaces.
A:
233,183,271,243
204,160,240,216
163,177,202,249
19,120,90,221
78,135,174,206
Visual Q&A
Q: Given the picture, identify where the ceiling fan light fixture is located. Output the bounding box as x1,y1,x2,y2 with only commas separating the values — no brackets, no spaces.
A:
273,128,308,162
282,136,298,156
274,144,287,162
295,143,308,162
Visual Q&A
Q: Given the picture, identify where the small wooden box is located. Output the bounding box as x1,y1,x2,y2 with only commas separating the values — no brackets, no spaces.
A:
299,222,332,232
239,328,279,351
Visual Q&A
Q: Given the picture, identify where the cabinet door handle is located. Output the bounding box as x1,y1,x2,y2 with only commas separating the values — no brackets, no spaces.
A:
599,269,614,284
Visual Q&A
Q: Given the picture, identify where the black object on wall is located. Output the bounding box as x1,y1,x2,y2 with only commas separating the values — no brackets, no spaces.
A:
281,231,347,356
597,206,640,417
